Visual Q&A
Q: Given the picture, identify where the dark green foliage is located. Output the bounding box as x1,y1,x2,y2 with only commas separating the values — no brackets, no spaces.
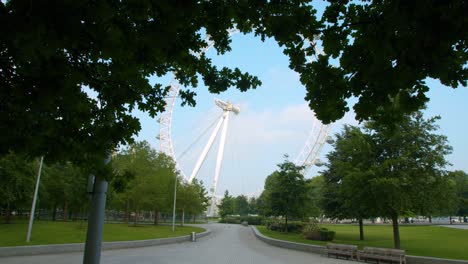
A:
0,0,320,168
307,1,468,124
219,216,240,224
319,228,336,241
239,215,264,226
42,161,89,221
217,190,235,219
260,157,310,232
247,197,259,215
302,220,335,241
303,227,335,241
321,125,377,242
234,195,249,216
448,171,468,218
304,175,325,217
269,222,304,233
0,152,35,223
322,111,453,249
2,1,464,171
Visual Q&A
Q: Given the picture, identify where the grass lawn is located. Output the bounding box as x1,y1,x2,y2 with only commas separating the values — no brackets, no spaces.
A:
257,224,468,260
0,220,205,247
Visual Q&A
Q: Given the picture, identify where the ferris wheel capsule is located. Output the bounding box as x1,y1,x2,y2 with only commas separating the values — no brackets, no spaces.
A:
315,159,326,167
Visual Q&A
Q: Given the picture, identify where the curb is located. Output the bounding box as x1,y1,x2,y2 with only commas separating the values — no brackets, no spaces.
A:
250,226,468,264
0,228,211,257
250,226,324,255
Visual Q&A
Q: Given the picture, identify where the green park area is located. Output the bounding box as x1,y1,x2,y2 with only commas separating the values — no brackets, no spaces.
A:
257,225,468,260
0,221,204,247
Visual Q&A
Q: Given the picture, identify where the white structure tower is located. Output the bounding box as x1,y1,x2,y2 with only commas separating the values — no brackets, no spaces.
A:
188,99,240,216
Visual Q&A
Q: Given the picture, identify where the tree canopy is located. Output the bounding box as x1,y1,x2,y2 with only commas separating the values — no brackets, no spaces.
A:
1,1,466,168
261,158,309,230
322,112,453,248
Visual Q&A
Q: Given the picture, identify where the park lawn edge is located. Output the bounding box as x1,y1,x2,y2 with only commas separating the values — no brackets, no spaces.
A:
256,225,468,260
0,221,206,247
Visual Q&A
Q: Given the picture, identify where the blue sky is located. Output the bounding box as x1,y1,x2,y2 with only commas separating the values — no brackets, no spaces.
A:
134,31,467,198
134,2,467,197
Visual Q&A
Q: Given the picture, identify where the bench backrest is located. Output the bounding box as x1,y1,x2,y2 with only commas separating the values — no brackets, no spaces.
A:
363,247,405,256
327,243,358,251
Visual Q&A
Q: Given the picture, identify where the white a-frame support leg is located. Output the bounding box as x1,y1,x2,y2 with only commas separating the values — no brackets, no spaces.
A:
208,111,230,216
188,115,225,183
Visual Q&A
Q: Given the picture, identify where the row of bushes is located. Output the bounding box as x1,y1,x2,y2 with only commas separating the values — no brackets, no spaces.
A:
218,215,264,225
268,222,304,233
267,220,336,241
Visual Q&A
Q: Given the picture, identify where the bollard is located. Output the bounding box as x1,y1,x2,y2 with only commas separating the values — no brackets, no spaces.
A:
190,232,196,242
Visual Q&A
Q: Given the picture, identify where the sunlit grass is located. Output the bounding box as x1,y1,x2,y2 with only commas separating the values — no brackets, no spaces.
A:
0,220,204,247
257,224,468,260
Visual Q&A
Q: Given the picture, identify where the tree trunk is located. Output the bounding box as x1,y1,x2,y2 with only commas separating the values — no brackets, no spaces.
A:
391,213,401,249
181,209,185,227
125,200,130,224
359,218,364,241
285,216,288,232
63,200,69,221
133,210,139,226
52,203,57,221
153,210,159,225
192,214,196,223
429,216,432,223
449,216,452,225
5,202,11,224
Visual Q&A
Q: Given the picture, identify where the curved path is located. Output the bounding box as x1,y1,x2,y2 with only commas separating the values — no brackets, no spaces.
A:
1,224,350,264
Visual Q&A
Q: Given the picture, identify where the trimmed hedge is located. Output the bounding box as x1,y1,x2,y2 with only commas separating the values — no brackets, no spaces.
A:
319,228,336,241
219,215,264,225
219,216,241,224
240,216,264,225
268,222,304,233
303,227,335,241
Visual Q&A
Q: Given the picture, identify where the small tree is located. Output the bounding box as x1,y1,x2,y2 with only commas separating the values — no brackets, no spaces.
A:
218,190,234,219
0,152,35,223
322,126,377,240
448,171,468,222
368,112,452,248
248,197,259,215
263,157,309,232
234,195,249,216
305,175,325,219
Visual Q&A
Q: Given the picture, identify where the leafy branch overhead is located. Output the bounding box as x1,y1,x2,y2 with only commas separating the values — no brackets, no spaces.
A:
1,1,466,165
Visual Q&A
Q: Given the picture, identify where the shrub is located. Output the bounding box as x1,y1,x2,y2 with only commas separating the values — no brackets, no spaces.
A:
286,223,304,233
319,228,336,241
240,216,264,225
268,222,282,231
268,222,304,233
302,220,335,241
220,216,241,224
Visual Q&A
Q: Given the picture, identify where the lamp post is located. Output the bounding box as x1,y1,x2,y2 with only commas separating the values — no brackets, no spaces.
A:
26,156,44,242
172,175,177,232
83,154,111,264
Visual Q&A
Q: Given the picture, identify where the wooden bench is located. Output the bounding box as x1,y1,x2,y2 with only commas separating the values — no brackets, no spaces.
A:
326,243,358,260
357,247,406,264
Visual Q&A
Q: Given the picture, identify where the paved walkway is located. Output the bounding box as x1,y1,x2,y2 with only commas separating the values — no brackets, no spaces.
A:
439,224,468,230
0,224,351,264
